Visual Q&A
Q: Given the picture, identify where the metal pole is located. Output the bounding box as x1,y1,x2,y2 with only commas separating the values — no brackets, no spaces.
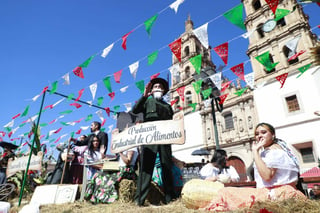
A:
18,91,46,206
211,98,220,149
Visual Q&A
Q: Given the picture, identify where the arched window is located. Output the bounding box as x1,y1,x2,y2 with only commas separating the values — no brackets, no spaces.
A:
257,23,265,38
224,112,234,130
184,46,190,57
252,0,261,11
185,66,190,79
283,46,299,65
185,91,193,105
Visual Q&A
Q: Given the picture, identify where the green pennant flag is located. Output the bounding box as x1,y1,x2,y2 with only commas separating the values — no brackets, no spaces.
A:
67,94,74,101
79,55,95,68
189,54,202,74
201,88,212,100
45,133,49,140
274,8,291,21
50,81,58,94
60,122,69,126
23,132,29,137
21,105,30,117
113,105,120,115
97,97,104,106
148,50,159,65
135,80,145,94
59,110,73,115
144,14,158,37
101,127,106,132
40,123,48,127
234,88,248,96
192,80,203,94
189,103,197,112
255,51,279,72
50,144,56,147
49,138,55,143
70,131,75,139
19,123,26,128
297,63,312,78
103,76,112,93
85,114,93,122
5,127,11,132
223,3,246,30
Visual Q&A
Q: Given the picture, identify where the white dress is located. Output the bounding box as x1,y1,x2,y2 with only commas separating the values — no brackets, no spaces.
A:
254,149,299,188
200,163,240,182
85,150,102,180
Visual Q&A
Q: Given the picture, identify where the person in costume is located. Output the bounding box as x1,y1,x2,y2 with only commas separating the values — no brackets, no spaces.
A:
84,135,103,181
132,77,177,206
202,122,306,211
200,149,239,183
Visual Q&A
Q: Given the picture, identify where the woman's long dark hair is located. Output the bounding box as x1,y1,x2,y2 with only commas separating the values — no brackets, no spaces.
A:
211,149,229,174
88,136,100,158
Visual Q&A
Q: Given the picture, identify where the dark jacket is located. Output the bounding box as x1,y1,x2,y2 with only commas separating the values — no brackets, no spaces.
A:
76,131,108,154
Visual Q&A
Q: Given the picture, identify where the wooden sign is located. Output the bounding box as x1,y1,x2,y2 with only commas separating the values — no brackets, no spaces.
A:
111,111,185,153
6,151,43,177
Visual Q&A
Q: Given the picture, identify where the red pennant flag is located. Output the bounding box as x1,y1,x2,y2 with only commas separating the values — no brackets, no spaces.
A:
42,86,49,94
12,113,21,120
8,131,13,138
54,136,62,143
265,0,279,15
39,135,45,140
101,118,107,127
28,131,33,139
288,50,306,61
105,107,111,117
230,63,245,81
44,104,54,110
70,103,82,109
221,81,232,93
108,92,115,101
22,142,28,146
213,42,229,65
318,25,320,28
49,119,57,124
10,138,20,141
114,69,123,83
317,2,320,6
0,131,6,137
76,129,82,135
122,30,134,50
170,99,178,106
219,94,229,105
73,66,84,78
275,73,288,88
176,86,185,102
75,88,85,101
54,127,62,134
74,118,84,123
168,38,182,62
150,73,160,80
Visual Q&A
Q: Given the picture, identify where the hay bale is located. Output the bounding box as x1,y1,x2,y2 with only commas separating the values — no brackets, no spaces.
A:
118,179,136,203
181,179,224,209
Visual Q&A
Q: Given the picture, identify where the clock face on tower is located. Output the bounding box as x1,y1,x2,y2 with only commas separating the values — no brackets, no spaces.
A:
262,19,277,33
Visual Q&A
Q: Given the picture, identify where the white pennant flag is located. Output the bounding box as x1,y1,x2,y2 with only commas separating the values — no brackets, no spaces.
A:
96,110,104,122
26,115,38,123
66,122,76,126
53,98,65,108
169,0,185,13
89,83,98,100
244,72,255,89
108,124,114,134
193,23,209,49
120,86,129,93
169,64,180,82
87,100,93,106
129,61,139,79
123,102,132,112
80,126,90,131
11,126,19,135
101,43,114,58
32,94,41,102
241,29,255,39
4,120,14,128
62,73,70,85
285,36,301,58
60,134,68,139
209,72,222,90
49,129,56,136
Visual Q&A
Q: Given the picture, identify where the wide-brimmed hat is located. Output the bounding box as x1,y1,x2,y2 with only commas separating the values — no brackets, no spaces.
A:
0,141,19,150
150,77,169,95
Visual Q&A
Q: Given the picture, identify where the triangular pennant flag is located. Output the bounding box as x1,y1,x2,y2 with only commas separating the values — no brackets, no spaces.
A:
101,43,114,58
96,110,104,122
255,51,279,71
189,54,202,74
274,8,291,21
97,97,104,106
54,127,62,134
50,81,58,94
44,104,54,110
150,73,160,80
169,64,180,82
129,61,139,79
213,42,229,65
42,86,49,94
120,86,129,93
241,29,255,39
54,136,62,143
219,94,229,105
285,36,301,58
265,0,279,15
122,30,134,50
60,122,70,126
297,63,312,78
12,113,21,120
275,73,288,88
114,70,123,83
59,110,73,115
192,80,203,94
49,119,57,124
288,50,306,61
0,131,6,137
89,83,98,100
144,14,158,37
209,72,222,90
67,93,74,101
74,118,84,123
62,73,70,85
4,120,14,128
135,80,145,94
76,129,82,135
53,98,65,108
108,92,115,101
75,88,85,101
80,55,95,68
193,23,209,49
169,0,185,13
188,103,197,112
171,99,178,106
21,105,30,117
73,66,84,78
230,63,245,81
201,88,212,100
103,76,113,93
234,88,248,96
148,51,159,65
177,86,186,102
168,38,182,62
32,94,41,102
70,103,82,109
113,105,120,114
85,114,93,122
221,81,232,93
104,107,111,117
101,118,107,127
123,103,132,112
223,3,246,30
244,72,255,89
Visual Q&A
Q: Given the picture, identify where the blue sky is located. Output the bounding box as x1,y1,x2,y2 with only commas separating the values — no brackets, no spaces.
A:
0,0,319,158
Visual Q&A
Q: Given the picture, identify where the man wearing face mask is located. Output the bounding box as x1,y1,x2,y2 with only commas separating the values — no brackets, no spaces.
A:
132,77,176,206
